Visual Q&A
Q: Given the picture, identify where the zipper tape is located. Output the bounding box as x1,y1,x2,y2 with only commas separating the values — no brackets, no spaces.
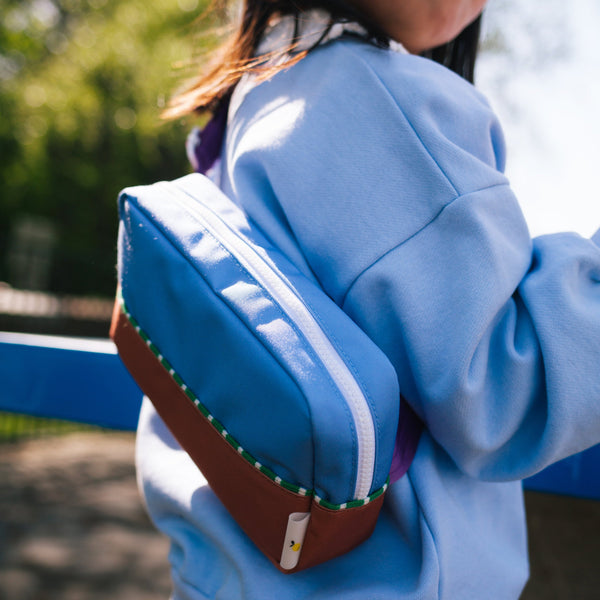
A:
165,181,376,499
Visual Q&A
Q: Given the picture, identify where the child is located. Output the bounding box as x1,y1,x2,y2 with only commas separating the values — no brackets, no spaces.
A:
136,1,600,598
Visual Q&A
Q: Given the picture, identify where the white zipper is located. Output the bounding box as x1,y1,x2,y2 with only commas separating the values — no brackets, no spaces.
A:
164,182,376,500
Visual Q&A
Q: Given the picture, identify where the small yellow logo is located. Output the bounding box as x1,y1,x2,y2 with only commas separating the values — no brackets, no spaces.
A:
290,540,301,552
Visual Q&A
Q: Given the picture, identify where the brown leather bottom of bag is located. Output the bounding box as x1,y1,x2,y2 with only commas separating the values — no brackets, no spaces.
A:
110,300,384,573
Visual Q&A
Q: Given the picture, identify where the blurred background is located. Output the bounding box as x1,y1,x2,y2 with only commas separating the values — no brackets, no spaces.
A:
0,0,212,336
1,0,599,598
478,0,600,238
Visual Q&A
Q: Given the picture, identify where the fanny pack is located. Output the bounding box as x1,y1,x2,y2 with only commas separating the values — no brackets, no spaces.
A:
111,173,420,572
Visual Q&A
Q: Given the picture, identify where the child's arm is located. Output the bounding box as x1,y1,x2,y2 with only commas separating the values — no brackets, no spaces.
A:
224,39,600,482
343,188,600,482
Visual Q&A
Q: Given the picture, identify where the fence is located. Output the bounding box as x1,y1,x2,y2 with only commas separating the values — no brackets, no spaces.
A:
0,285,114,338
0,285,117,440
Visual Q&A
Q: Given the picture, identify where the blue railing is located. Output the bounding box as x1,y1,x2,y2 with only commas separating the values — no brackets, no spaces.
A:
1,331,598,500
0,332,142,431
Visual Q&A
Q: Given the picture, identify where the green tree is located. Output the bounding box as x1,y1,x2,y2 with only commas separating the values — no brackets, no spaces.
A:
0,0,213,296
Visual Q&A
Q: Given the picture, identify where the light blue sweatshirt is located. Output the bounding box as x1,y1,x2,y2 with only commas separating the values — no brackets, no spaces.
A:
136,36,600,599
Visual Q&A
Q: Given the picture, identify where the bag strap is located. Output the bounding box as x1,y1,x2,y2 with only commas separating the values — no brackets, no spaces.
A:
390,401,422,484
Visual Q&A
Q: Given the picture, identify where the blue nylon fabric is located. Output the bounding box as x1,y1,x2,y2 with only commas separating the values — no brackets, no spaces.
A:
137,37,600,598
120,199,315,489
174,174,400,493
119,175,399,503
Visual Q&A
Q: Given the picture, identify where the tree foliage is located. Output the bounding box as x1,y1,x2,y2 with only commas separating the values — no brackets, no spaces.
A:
0,0,214,296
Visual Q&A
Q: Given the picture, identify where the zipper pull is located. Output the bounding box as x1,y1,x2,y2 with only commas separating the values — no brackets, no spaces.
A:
279,512,311,570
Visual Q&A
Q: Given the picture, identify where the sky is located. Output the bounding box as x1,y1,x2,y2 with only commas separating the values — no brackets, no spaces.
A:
477,0,600,238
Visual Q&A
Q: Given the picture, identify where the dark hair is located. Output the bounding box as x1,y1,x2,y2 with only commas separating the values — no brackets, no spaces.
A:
163,1,481,119
422,15,481,84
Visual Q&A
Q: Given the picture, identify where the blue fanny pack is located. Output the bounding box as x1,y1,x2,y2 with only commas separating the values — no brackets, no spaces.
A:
111,173,419,572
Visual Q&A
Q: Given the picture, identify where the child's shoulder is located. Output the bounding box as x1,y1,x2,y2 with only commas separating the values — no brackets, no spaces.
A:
294,37,491,117
305,39,501,166
236,38,506,193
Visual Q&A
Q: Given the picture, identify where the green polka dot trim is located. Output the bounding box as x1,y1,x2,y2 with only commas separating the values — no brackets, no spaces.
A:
119,295,389,510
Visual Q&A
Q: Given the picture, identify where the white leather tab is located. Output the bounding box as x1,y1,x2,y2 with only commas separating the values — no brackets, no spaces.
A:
279,512,311,570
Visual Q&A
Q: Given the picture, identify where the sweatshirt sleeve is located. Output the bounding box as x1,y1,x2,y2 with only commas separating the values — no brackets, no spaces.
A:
342,184,600,481
225,40,600,482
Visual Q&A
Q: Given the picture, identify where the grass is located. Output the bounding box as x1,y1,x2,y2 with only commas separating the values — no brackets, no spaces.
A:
0,411,100,443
